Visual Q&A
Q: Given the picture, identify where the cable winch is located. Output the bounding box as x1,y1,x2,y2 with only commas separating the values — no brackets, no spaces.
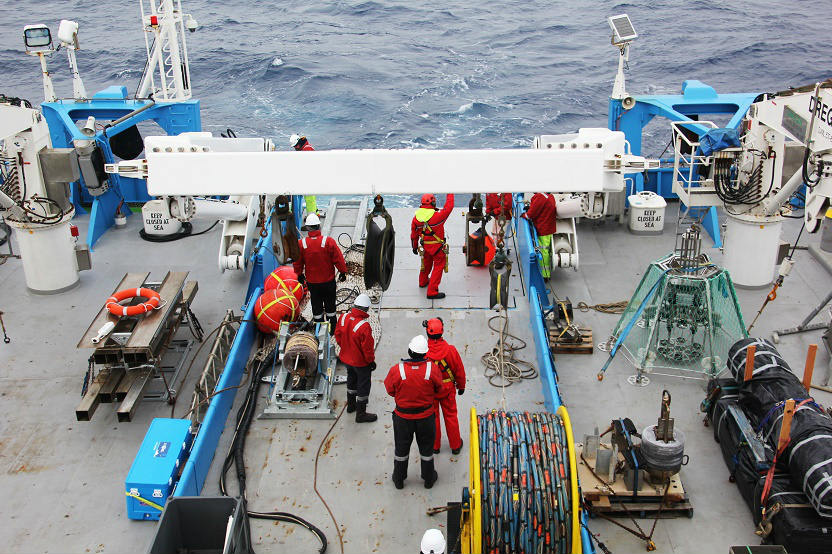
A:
461,407,583,554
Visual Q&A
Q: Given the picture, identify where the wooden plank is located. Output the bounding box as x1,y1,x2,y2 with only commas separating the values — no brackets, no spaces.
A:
803,344,818,393
778,399,796,452
182,281,198,307
549,327,593,354
117,368,154,422
126,271,188,350
744,344,757,382
591,501,693,517
78,273,149,348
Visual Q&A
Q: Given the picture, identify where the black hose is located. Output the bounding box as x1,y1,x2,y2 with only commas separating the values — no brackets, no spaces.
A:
219,349,328,554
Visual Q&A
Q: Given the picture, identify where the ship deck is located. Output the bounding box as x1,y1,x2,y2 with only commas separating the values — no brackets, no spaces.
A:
0,204,830,553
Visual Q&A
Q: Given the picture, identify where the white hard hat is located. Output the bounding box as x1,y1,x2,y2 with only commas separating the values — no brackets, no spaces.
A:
289,133,302,147
408,335,429,355
354,293,371,310
420,529,446,554
305,213,321,227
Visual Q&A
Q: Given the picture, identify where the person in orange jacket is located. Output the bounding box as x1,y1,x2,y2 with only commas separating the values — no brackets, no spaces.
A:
521,193,557,280
411,193,454,299
424,318,465,455
334,293,377,423
384,335,445,489
290,133,318,217
293,213,348,333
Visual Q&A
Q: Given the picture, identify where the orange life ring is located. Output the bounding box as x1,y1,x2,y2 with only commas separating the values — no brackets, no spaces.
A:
105,287,161,317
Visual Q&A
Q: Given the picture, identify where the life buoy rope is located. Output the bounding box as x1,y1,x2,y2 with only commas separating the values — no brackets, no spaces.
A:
105,287,162,317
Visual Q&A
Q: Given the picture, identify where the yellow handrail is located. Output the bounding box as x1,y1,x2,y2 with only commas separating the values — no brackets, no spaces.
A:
557,405,582,554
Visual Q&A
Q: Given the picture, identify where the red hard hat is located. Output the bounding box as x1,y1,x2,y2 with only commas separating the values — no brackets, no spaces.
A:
421,193,436,206
425,317,443,336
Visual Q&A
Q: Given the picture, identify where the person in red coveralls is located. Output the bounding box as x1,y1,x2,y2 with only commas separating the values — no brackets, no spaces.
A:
293,213,348,334
290,133,318,217
485,193,513,234
335,293,377,423
423,318,465,455
521,193,557,280
384,335,445,489
411,193,454,299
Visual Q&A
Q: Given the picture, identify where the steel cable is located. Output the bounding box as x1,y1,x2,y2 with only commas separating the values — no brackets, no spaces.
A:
481,310,537,388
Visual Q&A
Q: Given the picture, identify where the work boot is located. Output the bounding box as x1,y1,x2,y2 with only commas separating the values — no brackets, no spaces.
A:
393,460,407,489
424,470,438,489
452,439,464,456
346,393,356,414
427,292,446,299
355,401,377,423
433,447,440,454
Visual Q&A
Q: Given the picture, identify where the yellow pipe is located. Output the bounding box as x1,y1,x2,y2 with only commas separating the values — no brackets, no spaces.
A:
557,405,582,554
466,407,482,554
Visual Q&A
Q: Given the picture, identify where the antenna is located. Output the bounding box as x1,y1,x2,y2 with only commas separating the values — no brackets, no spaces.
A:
137,0,199,101
607,14,637,100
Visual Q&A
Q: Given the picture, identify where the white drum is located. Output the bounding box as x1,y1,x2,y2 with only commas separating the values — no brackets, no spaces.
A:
628,191,666,234
723,213,782,288
9,216,80,294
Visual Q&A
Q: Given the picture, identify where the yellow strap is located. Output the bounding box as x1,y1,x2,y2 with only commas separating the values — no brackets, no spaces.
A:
125,491,165,512
270,274,301,295
496,273,502,306
257,293,296,321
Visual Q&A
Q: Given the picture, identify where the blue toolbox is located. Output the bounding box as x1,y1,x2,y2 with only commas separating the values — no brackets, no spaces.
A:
125,418,193,520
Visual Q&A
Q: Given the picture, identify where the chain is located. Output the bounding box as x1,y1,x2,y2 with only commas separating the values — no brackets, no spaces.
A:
257,195,268,237
495,213,507,250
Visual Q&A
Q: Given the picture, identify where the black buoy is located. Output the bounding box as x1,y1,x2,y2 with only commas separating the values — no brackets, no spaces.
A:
363,195,395,291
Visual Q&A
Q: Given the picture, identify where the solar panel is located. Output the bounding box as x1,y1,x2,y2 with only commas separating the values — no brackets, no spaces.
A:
608,14,637,43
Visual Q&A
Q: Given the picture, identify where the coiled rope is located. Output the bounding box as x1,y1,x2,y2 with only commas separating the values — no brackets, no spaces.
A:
481,310,537,388
478,410,577,554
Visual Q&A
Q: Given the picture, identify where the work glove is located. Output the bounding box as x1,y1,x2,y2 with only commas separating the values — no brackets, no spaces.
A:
297,274,306,286
368,361,377,371
338,272,347,282
458,389,465,396
412,247,419,255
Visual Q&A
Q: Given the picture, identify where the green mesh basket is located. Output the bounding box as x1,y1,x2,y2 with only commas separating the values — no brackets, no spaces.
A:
611,253,747,378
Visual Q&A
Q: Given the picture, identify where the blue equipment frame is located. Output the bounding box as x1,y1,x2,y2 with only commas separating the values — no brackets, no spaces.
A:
608,80,759,247
41,86,200,248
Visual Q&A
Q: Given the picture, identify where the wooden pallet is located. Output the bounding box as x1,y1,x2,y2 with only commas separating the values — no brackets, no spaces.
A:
577,443,694,518
548,326,593,354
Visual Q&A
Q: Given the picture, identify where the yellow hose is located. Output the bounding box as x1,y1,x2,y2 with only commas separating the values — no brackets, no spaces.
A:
557,405,582,554
466,407,482,554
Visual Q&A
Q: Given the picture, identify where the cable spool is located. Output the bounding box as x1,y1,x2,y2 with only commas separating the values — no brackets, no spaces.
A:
640,425,686,483
283,331,319,378
475,410,581,554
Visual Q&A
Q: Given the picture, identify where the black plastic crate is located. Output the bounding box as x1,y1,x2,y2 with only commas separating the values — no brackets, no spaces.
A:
147,496,252,554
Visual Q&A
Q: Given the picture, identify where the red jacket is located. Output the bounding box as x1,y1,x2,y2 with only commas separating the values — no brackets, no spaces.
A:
411,194,455,255
384,359,445,419
427,337,466,392
300,143,314,151
486,193,513,219
523,193,557,236
293,229,347,284
335,308,374,367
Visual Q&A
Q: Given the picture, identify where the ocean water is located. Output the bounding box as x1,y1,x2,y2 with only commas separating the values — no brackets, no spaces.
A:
1,1,827,187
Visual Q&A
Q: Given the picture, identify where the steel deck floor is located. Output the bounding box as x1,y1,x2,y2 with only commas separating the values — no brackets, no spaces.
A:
0,204,829,553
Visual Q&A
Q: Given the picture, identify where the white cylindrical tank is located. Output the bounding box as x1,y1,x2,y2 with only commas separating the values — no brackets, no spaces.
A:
723,213,782,288
8,217,80,294
628,191,666,234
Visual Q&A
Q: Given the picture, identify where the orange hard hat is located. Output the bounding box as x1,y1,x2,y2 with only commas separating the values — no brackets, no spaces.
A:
424,317,444,336
421,193,436,206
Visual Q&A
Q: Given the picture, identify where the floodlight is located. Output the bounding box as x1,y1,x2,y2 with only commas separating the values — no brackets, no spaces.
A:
23,25,53,53
608,14,637,45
